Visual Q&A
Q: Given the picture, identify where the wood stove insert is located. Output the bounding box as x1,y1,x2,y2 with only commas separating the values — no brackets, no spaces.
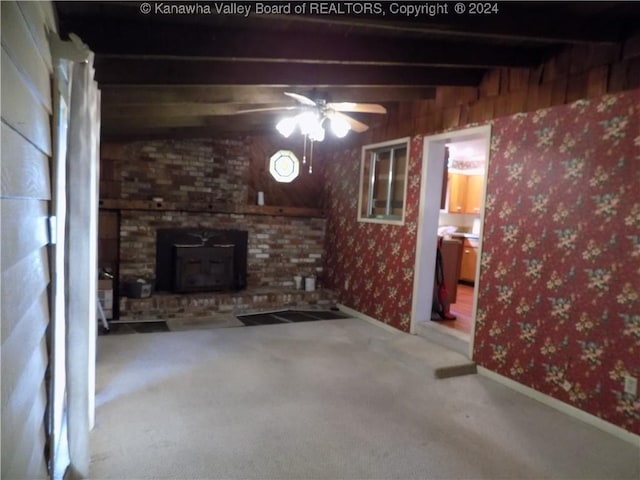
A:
155,228,247,293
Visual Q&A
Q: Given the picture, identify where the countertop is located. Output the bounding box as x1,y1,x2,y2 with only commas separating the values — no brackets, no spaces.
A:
450,233,480,240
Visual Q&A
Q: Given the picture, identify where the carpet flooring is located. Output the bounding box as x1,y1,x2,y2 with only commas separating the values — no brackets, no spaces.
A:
91,318,640,479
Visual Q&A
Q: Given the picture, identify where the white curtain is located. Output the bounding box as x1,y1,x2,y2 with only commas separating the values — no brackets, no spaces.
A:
64,51,101,479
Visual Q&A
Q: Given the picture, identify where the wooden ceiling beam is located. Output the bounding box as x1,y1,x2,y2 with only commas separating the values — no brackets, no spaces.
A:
102,111,299,129
101,107,383,131
265,13,628,46
100,85,437,105
102,115,212,129
101,118,283,139
101,125,271,141
101,122,389,141
94,57,484,86
59,20,549,68
101,103,284,119
102,102,395,120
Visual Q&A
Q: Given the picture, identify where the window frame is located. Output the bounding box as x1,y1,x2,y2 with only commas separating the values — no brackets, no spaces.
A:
269,149,300,183
357,137,410,225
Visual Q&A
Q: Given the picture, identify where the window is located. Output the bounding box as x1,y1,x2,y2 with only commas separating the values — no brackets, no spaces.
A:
358,138,410,224
269,150,300,183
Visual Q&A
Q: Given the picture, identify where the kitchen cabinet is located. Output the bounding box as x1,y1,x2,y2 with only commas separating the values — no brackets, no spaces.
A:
465,175,484,214
446,173,484,215
447,173,467,213
460,238,478,283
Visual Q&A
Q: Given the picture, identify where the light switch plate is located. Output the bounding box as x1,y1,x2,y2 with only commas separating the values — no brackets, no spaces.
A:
624,376,638,396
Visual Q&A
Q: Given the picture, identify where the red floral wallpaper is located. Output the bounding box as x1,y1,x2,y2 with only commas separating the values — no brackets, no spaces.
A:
324,89,639,434
323,137,424,331
475,90,640,434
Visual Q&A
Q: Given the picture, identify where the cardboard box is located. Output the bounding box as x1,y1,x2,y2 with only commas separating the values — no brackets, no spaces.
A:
98,279,113,319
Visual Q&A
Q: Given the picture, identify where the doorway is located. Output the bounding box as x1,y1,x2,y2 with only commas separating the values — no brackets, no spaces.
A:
410,125,491,358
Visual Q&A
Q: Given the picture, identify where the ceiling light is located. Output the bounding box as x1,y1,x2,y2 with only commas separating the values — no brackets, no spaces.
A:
274,109,353,175
296,111,320,136
330,114,350,138
276,110,353,142
309,122,325,142
275,117,296,137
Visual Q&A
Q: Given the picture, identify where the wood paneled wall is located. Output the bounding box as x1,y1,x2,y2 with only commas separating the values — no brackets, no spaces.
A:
1,1,56,478
359,41,640,144
246,133,325,209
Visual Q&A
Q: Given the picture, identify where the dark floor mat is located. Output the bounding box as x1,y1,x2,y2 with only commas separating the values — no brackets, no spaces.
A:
102,321,170,335
274,311,321,322
238,313,286,326
301,310,351,320
238,309,349,326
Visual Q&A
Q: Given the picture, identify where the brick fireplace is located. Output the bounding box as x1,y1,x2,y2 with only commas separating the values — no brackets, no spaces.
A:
99,137,335,322
119,210,326,289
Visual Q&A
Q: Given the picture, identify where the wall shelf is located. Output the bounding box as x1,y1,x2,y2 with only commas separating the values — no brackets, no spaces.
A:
99,198,325,218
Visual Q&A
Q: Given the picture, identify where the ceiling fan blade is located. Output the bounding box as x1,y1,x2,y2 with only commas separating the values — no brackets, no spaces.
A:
284,92,317,106
332,111,369,133
234,105,300,114
327,102,387,114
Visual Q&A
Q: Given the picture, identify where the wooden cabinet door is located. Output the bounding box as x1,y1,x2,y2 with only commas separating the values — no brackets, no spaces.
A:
465,175,484,214
460,244,477,283
447,173,467,213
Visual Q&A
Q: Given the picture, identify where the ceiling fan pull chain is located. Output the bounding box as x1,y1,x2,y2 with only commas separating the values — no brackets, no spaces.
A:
302,135,307,164
309,140,314,174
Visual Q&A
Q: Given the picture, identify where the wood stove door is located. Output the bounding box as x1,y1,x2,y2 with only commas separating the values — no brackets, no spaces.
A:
172,245,235,292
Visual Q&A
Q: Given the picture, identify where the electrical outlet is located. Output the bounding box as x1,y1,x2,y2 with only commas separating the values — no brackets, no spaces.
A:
624,375,638,396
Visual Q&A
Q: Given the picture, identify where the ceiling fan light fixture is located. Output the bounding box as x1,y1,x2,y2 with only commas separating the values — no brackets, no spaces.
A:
309,122,325,142
276,117,296,137
330,114,351,138
296,111,321,136
241,92,384,141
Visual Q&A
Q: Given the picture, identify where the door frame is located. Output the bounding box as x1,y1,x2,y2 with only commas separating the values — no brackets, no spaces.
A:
48,53,72,479
410,125,491,358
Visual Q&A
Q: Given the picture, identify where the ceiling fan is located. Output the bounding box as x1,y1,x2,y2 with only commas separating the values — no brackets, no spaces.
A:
236,92,387,174
236,92,387,139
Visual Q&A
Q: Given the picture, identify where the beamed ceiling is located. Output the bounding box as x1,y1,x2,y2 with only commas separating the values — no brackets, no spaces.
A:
54,1,640,139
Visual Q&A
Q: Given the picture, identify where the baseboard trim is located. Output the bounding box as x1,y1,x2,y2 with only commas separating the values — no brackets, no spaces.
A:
337,304,401,334
477,366,640,446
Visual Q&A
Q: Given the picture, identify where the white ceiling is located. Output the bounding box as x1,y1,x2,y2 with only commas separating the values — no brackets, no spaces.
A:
446,138,487,163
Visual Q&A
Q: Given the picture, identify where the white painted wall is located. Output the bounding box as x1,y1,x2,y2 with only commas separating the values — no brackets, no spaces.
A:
1,1,57,477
